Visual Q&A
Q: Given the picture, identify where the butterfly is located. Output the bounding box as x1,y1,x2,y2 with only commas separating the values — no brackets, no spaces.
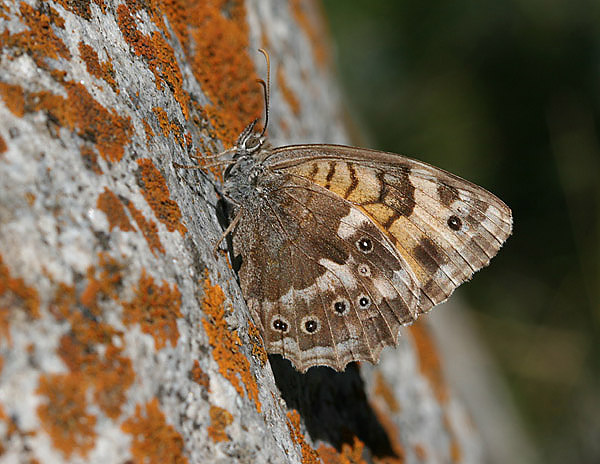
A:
182,50,512,373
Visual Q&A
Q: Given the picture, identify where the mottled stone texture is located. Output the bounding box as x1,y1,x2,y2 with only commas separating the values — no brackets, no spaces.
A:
0,0,508,463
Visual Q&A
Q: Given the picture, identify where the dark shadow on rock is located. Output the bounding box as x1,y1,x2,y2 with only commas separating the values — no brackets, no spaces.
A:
269,354,397,458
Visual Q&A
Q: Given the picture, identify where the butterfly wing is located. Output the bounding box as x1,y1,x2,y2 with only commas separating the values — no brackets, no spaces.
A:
266,144,513,314
232,173,420,372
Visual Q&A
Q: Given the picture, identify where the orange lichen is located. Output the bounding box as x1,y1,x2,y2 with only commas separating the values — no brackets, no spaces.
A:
57,322,134,420
54,0,98,20
201,276,261,412
158,0,263,146
116,4,189,119
368,404,406,464
407,322,448,403
78,42,119,93
0,134,5,154
97,187,135,232
136,158,187,235
442,413,462,463
0,255,41,319
374,371,400,413
50,257,134,421
4,77,131,162
247,320,267,366
122,398,189,464
80,252,123,315
122,197,166,255
142,118,155,143
1,5,130,162
91,344,134,419
277,65,301,115
0,254,40,343
36,373,97,458
122,269,182,350
44,4,66,28
28,81,132,162
207,405,233,443
317,444,348,463
191,360,209,389
0,82,25,117
290,0,329,66
24,192,36,206
317,436,368,464
450,437,461,462
152,106,171,138
414,443,427,461
0,2,9,21
286,410,320,464
1,3,70,69
47,281,75,320
57,311,120,372
151,107,184,146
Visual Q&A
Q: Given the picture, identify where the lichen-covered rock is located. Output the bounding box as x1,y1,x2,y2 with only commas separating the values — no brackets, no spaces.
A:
0,1,492,462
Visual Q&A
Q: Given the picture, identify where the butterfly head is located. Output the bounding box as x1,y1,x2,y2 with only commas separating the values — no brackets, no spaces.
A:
224,119,267,181
222,119,273,203
234,119,266,158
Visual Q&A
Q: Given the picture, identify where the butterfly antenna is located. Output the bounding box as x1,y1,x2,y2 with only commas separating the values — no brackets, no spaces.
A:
257,48,270,138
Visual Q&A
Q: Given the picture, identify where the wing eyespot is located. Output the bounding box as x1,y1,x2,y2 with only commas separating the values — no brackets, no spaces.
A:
271,316,290,333
356,237,374,253
301,316,320,334
447,215,462,231
357,263,371,276
358,295,371,309
333,299,350,316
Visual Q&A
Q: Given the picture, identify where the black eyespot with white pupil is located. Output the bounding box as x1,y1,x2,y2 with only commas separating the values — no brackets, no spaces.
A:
301,316,320,334
272,318,288,332
333,299,349,316
358,296,371,308
356,237,373,253
305,320,317,333
447,215,462,231
358,264,371,276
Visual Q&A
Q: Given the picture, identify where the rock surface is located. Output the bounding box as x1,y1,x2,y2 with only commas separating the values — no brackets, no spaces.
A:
0,1,491,462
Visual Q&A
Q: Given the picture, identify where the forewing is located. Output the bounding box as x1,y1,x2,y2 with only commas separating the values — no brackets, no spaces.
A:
233,175,419,372
268,144,513,313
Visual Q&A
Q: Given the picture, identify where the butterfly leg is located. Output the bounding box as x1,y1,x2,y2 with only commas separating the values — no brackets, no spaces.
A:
173,161,202,170
173,160,234,170
213,208,243,259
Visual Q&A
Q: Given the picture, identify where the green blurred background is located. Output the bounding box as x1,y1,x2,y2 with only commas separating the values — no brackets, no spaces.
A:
321,1,600,462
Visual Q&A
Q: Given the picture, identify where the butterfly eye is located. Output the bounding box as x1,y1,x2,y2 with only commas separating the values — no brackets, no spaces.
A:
333,299,349,316
356,237,373,253
358,264,371,276
358,295,371,309
301,316,320,334
244,135,262,153
272,317,289,333
447,215,462,231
